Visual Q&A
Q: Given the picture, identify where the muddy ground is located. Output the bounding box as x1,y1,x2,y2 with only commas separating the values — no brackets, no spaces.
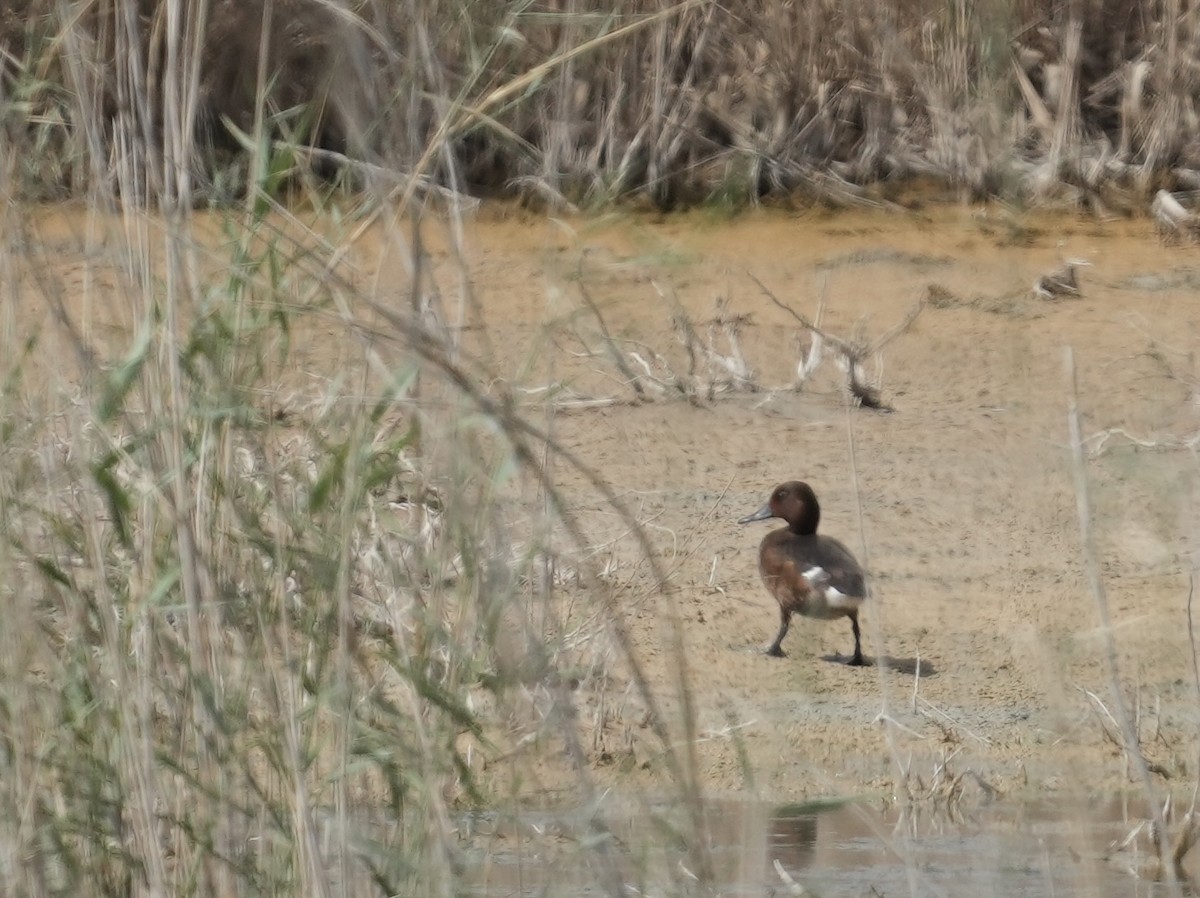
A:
431,203,1200,806
18,200,1200,810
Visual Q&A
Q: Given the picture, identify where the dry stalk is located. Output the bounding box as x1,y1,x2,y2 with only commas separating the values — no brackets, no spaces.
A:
1171,811,1200,884
915,696,992,747
701,295,756,393
1080,686,1123,745
1013,56,1055,141
844,366,944,898
772,859,806,897
1064,346,1180,895
665,292,762,400
1045,19,1083,187
19,0,1200,208
1183,571,1200,884
749,272,923,411
1085,427,1200,457
894,744,998,825
576,279,651,403
393,0,713,213
1032,260,1089,300
661,288,705,406
559,285,810,408
1152,191,1200,245
549,268,922,413
624,340,692,401
791,302,825,389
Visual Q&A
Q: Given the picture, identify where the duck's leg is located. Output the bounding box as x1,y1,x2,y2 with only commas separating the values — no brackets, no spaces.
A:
847,613,864,666
766,606,791,657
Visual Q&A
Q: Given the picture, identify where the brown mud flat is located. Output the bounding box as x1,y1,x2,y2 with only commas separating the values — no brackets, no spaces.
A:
427,204,1200,805
17,201,1200,810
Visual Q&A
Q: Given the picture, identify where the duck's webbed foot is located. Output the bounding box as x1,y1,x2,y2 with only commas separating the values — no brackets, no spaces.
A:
765,609,790,657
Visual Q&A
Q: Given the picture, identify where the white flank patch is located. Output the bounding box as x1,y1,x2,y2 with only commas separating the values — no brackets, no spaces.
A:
802,565,829,586
800,574,863,620
823,587,859,611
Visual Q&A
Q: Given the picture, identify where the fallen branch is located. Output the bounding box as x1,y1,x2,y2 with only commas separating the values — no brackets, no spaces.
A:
749,272,923,411
792,303,824,389
577,279,652,402
701,295,756,393
1033,260,1089,300
1084,427,1200,457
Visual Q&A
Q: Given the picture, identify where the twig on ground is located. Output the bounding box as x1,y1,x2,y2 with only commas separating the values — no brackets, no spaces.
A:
577,278,652,402
1084,427,1200,457
915,696,993,746
792,302,825,389
1033,260,1090,300
748,272,922,411
872,712,926,740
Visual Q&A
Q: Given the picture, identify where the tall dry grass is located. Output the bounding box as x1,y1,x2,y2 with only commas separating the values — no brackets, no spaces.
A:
0,2,719,896
4,0,1200,207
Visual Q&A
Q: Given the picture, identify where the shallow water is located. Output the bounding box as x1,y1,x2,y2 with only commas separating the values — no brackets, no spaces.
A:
457,796,1180,897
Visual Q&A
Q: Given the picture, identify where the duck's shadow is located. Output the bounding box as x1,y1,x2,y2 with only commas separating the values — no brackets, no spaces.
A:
820,654,938,677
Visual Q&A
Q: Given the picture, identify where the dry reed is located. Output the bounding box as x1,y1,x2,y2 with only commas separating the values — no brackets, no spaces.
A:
5,0,1200,207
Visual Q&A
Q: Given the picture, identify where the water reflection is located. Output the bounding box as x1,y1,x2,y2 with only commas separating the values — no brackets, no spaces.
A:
767,807,818,876
454,796,1183,898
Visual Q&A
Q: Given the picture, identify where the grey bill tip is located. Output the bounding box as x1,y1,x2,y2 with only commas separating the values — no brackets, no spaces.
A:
737,504,775,525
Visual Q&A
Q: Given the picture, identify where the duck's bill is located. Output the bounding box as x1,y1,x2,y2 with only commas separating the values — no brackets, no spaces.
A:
737,504,774,524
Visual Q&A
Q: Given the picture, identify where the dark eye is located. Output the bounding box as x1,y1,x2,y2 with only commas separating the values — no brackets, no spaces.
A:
774,488,787,501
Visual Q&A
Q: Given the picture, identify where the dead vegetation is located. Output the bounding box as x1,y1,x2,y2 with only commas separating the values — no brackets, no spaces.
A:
1033,259,1089,299
551,273,922,412
1067,349,1200,894
749,274,924,411
925,282,1044,318
6,1,1200,205
1152,190,1200,244
1082,339,1200,457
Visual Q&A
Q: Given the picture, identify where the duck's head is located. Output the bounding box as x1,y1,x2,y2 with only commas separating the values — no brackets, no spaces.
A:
738,481,820,534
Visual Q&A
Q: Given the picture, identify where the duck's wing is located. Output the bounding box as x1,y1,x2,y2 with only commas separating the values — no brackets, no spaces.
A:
812,536,866,597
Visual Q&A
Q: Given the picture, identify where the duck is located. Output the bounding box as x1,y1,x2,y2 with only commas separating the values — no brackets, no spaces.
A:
738,481,867,665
